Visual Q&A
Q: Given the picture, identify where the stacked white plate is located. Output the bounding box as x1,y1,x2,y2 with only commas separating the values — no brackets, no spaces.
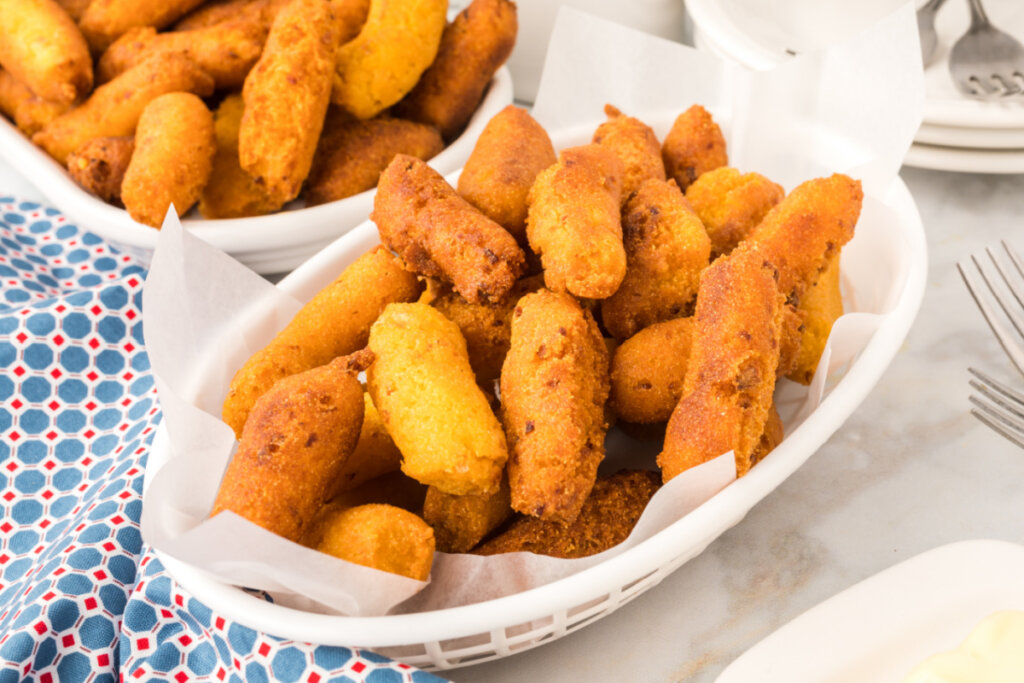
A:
687,0,1024,173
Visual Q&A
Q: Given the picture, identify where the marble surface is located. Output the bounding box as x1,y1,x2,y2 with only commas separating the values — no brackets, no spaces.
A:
450,168,1024,682
4,156,1024,682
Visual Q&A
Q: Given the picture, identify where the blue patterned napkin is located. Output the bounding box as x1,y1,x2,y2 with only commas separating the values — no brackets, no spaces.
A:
0,198,446,683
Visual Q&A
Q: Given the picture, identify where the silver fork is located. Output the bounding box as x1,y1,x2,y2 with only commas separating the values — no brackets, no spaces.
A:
948,0,1024,99
959,241,1024,448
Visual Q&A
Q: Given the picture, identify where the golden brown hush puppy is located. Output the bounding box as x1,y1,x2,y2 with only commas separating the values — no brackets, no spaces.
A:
658,249,783,481
684,167,785,258
600,178,711,340
661,104,728,191
199,94,281,219
174,0,279,31
239,0,336,206
526,144,627,300
33,52,214,164
373,154,526,305
121,92,215,227
211,351,371,543
0,0,92,105
303,113,444,206
323,470,429,515
329,393,405,496
66,136,134,204
0,67,69,136
97,19,268,90
592,104,665,202
788,254,843,385
393,0,517,141
475,470,660,558
609,316,694,425
222,245,422,438
422,474,512,554
500,289,610,524
308,503,435,580
367,303,510,497
331,0,447,119
457,105,556,245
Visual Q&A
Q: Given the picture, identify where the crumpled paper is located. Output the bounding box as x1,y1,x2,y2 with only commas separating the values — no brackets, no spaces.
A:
140,3,923,619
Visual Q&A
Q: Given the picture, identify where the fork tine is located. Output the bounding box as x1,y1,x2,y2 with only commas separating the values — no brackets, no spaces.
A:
959,260,1024,377
970,397,1024,450
983,247,1024,337
969,369,1024,420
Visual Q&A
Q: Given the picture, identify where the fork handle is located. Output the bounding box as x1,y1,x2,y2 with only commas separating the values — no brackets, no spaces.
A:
967,0,991,28
921,0,947,12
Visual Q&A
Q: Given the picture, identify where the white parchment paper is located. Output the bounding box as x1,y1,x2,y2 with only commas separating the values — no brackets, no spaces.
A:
139,4,923,618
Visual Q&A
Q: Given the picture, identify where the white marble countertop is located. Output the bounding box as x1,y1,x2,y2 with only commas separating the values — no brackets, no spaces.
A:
4,157,1023,682
449,167,1024,682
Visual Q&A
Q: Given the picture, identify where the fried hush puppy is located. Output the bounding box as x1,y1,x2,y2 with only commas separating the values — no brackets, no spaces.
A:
661,104,728,191
600,178,711,340
367,303,509,496
609,316,693,425
329,393,404,496
426,274,544,384
658,249,784,481
788,254,843,385
97,19,268,90
222,245,422,438
199,94,280,219
592,104,665,202
79,0,207,52
303,113,443,206
0,67,69,136
526,144,626,300
331,0,447,119
33,52,214,164
422,474,511,553
373,155,526,304
307,503,435,580
174,0,279,31
239,0,336,207
66,136,134,204
475,470,661,558
684,167,784,258
457,105,556,244
0,0,92,105
325,470,428,514
393,0,517,141
500,289,610,524
121,93,214,227
211,351,371,543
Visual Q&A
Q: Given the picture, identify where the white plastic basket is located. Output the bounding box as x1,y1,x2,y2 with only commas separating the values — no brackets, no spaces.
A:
145,116,927,671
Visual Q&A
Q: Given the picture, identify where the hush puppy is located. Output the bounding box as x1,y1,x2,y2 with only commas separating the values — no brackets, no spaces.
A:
367,303,509,496
80,0,207,52
422,474,512,554
66,136,134,204
500,289,610,524
304,112,444,206
331,0,447,119
609,316,694,425
373,154,526,304
0,0,92,105
684,167,785,258
211,351,371,543
526,144,626,300
121,92,215,227
592,104,665,202
239,0,336,206
600,178,711,340
661,104,728,191
457,105,556,244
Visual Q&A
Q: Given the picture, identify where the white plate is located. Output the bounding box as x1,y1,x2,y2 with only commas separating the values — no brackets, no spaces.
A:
903,142,1024,173
0,68,512,274
716,540,1024,683
687,0,1024,131
914,122,1024,149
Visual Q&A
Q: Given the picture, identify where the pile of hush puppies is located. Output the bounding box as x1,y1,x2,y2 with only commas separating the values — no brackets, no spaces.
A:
210,102,864,584
0,0,516,225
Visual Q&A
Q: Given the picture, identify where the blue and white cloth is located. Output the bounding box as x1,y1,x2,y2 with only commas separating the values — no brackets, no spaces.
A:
0,198,447,683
